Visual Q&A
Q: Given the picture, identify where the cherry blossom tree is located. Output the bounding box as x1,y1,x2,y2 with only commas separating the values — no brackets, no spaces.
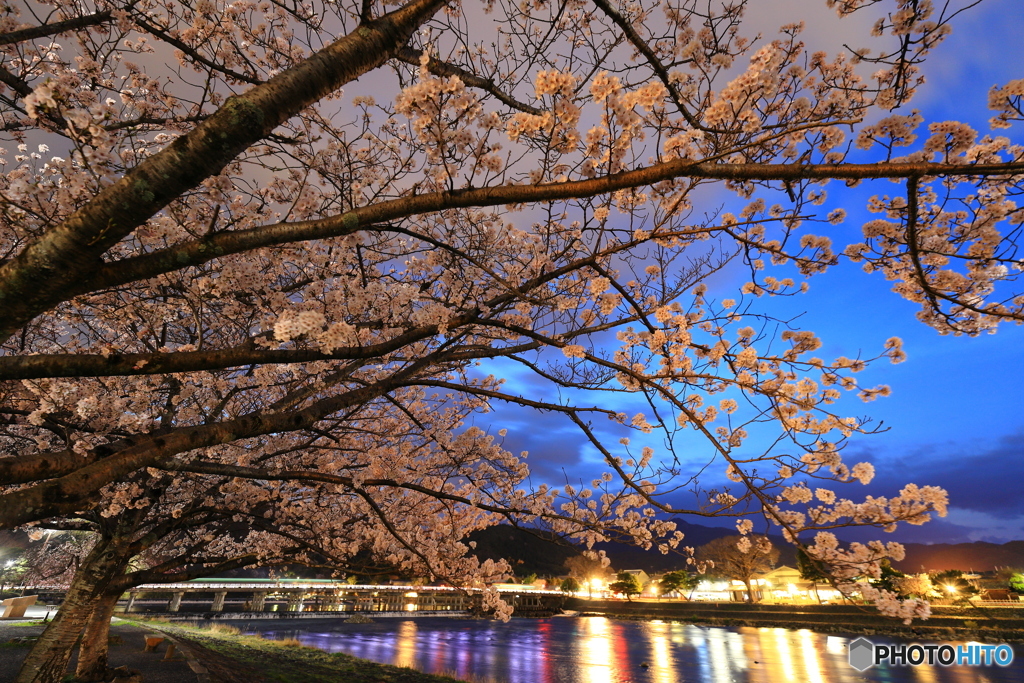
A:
2,0,1024,678
696,534,779,602
17,494,311,682
16,391,538,683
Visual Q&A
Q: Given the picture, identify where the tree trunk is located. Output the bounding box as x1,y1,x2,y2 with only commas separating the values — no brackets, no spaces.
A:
74,591,122,681
743,578,755,603
15,539,126,683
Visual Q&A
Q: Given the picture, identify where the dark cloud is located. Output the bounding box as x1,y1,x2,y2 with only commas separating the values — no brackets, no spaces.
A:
477,402,596,482
846,429,1024,518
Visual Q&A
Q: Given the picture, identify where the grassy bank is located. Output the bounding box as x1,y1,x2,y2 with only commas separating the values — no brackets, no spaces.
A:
122,619,478,683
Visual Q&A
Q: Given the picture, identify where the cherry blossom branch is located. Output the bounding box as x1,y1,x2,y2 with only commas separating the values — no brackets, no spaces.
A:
110,554,260,591
396,47,543,115
72,159,1024,302
0,0,450,343
350,488,446,579
0,9,117,46
166,456,660,547
0,326,452,379
128,12,263,85
411,379,618,417
0,355,440,527
902,174,938,307
899,175,1023,326
590,0,711,132
0,65,75,137
170,460,514,518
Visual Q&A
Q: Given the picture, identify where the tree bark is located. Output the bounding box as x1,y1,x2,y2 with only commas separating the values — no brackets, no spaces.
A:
15,539,126,683
743,578,755,603
74,591,122,682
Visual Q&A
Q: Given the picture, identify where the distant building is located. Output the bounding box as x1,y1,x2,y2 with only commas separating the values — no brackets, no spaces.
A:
689,578,731,602
664,565,853,604
621,569,650,586
753,565,842,604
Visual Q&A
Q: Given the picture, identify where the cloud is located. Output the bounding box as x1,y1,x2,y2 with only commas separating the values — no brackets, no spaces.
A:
850,429,1024,518
483,402,608,483
786,429,1024,544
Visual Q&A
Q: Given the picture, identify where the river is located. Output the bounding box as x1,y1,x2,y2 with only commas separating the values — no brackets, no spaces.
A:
235,616,1022,682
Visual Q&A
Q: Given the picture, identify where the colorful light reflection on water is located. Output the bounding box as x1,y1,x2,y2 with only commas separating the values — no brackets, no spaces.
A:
244,617,1024,683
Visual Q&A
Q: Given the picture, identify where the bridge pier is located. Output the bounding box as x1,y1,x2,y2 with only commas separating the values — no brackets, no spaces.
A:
168,592,183,612
211,591,227,612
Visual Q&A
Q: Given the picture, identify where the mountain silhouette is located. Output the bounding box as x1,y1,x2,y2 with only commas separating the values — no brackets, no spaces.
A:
466,521,1024,576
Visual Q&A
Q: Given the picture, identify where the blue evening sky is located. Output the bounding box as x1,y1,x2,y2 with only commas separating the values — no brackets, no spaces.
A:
476,0,1024,545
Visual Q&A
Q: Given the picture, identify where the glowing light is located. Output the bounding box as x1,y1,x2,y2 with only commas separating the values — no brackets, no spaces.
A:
579,617,613,683
394,620,417,668
648,620,677,683
799,629,826,683
945,584,958,594
826,636,847,655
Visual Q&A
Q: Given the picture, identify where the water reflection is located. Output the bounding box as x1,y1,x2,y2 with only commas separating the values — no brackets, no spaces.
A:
577,613,612,683
244,616,1023,683
647,621,676,683
395,619,416,668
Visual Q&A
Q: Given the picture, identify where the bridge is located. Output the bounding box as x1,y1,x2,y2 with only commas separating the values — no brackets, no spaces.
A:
118,579,565,618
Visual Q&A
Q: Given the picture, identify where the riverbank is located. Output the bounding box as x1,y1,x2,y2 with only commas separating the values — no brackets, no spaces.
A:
565,598,1024,643
0,617,199,683
127,619,475,683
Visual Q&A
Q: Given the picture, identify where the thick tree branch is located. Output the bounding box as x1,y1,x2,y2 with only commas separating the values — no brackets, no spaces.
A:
0,352,439,527
0,10,115,47
0,65,32,98
75,159,1024,296
0,325,449,379
110,554,259,591
0,0,450,343
0,426,175,487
